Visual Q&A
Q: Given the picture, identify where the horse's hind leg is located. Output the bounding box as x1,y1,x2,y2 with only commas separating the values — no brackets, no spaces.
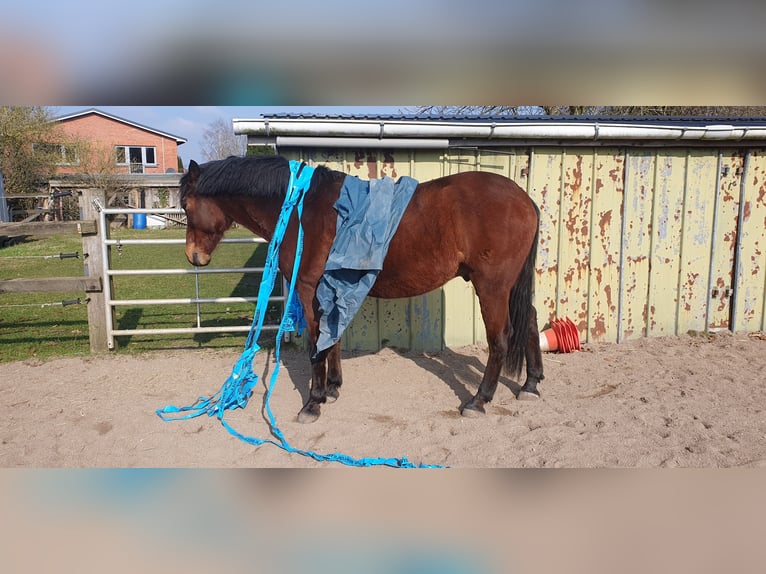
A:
518,304,544,400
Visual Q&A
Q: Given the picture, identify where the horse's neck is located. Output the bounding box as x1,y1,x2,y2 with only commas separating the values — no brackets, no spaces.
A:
225,197,281,241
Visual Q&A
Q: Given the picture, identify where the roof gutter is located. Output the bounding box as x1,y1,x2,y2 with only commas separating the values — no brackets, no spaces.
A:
274,136,449,149
233,118,766,145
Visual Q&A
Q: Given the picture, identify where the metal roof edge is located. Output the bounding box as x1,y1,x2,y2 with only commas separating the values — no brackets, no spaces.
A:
237,112,766,126
233,116,766,143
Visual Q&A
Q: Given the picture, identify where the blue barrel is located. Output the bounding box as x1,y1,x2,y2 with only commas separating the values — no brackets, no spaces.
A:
133,213,147,229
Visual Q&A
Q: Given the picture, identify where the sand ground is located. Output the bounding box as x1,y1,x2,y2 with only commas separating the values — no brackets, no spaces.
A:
1,331,765,468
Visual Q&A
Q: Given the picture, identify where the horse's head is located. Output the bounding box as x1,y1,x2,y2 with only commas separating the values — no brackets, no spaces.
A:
181,160,232,266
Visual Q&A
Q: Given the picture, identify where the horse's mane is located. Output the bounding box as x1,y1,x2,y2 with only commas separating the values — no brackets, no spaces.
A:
182,155,338,200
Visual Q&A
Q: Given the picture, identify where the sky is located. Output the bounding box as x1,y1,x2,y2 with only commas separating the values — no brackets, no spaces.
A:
52,106,406,168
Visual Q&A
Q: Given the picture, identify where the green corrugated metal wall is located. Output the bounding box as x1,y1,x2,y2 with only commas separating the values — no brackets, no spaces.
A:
280,146,766,351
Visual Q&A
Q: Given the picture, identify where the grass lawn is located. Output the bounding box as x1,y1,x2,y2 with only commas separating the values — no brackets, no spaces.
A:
0,226,283,363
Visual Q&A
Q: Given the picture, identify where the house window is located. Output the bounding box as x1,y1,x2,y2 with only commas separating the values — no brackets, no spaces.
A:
35,143,79,165
115,145,158,173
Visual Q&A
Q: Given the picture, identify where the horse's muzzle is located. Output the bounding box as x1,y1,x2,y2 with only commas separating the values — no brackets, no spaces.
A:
190,252,210,267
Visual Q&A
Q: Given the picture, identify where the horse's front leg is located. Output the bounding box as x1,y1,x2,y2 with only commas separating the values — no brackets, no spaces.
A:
326,341,343,402
295,289,342,423
297,344,330,424
298,340,342,421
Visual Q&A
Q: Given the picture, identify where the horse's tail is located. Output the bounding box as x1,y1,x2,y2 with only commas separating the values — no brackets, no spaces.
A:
506,201,540,377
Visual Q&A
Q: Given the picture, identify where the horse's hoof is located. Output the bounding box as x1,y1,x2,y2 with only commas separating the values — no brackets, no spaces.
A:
297,406,321,424
326,385,340,403
517,390,541,401
460,402,486,417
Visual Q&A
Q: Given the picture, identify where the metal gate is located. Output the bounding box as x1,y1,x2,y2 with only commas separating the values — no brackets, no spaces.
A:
94,200,285,350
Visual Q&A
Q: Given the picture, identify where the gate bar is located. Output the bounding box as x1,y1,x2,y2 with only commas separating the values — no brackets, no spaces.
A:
109,296,284,306
93,199,286,350
99,207,185,215
96,199,117,349
111,325,275,337
103,238,264,246
108,267,265,276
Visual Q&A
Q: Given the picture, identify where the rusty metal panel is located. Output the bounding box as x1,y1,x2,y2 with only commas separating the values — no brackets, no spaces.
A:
297,148,442,177
620,151,655,340
588,149,624,342
707,151,743,330
513,151,531,190
378,298,411,349
409,291,444,350
527,148,563,328
448,148,479,174
336,149,403,180
675,151,718,333
285,142,766,351
644,150,686,336
344,150,378,179
556,150,594,339
307,149,348,172
472,288,487,346
733,150,766,332
443,277,476,347
476,149,514,177
341,297,380,351
409,150,445,181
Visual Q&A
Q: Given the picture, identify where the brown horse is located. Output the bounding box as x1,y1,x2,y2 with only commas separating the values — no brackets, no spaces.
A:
181,155,544,423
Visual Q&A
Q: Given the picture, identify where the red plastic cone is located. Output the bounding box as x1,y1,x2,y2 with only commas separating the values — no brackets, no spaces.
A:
539,327,559,352
539,317,581,353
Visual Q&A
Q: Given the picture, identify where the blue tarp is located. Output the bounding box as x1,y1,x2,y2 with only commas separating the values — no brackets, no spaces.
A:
315,174,418,354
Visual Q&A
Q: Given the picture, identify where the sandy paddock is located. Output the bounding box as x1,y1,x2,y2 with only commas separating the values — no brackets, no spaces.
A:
1,331,765,468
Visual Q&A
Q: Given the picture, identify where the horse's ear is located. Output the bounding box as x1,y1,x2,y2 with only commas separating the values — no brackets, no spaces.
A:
188,160,200,181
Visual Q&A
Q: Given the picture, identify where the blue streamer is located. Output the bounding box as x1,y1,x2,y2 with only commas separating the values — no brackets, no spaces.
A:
157,161,443,468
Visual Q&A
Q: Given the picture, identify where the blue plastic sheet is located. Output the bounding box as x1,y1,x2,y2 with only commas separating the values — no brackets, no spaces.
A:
316,174,418,353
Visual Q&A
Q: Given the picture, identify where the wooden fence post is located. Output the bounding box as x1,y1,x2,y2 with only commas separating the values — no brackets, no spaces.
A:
79,188,112,352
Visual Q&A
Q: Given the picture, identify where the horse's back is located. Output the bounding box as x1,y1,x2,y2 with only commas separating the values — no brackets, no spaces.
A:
399,171,538,251
370,171,539,298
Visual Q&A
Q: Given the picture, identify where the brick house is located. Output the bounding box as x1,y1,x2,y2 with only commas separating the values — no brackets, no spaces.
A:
42,109,187,223
52,108,186,175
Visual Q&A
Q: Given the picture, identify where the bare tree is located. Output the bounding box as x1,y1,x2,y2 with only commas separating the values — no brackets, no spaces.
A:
413,105,599,116
413,105,536,116
200,117,247,161
600,106,766,117
67,138,133,206
0,106,62,196
415,105,766,117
